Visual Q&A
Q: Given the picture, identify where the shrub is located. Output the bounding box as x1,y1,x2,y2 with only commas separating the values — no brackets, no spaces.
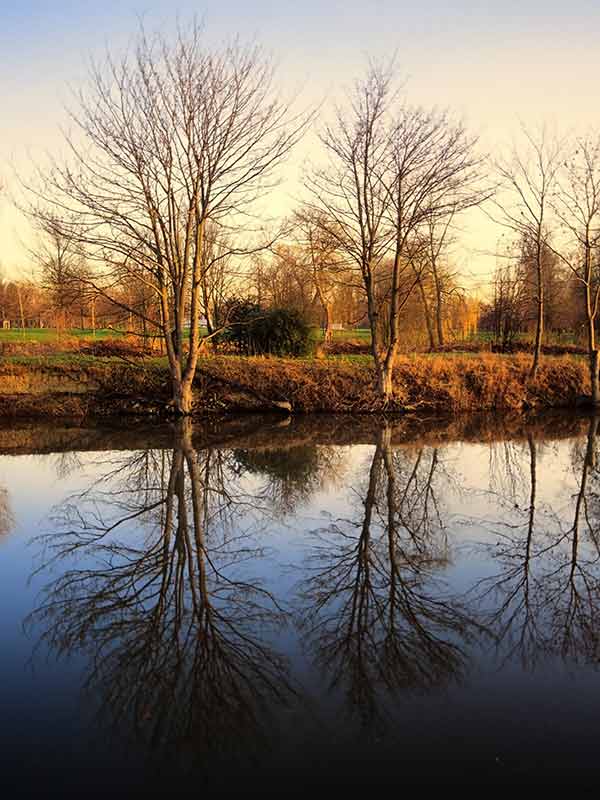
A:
219,301,312,357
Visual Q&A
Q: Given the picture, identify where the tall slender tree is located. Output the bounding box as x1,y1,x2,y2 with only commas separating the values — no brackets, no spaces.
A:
492,126,562,378
306,64,486,403
552,136,600,404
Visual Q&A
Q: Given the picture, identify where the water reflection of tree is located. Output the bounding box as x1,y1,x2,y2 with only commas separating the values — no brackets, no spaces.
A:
474,417,600,666
231,444,345,517
0,484,13,538
298,425,480,725
28,421,293,771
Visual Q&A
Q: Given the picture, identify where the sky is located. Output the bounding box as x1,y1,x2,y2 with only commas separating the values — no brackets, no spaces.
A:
2,0,600,287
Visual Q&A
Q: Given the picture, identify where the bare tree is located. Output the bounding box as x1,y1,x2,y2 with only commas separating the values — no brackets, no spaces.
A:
306,64,486,403
424,212,456,347
28,213,83,333
492,126,562,378
485,258,528,351
552,136,600,404
293,209,347,343
409,250,437,350
407,213,460,349
263,243,316,318
21,21,307,414
305,66,395,400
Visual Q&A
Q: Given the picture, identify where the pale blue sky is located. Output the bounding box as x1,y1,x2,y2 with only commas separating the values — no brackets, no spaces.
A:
2,0,600,282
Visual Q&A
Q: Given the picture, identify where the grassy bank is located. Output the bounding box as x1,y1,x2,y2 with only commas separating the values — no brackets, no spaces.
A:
0,352,590,419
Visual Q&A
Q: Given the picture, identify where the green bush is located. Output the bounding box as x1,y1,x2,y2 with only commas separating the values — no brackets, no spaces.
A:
220,301,312,356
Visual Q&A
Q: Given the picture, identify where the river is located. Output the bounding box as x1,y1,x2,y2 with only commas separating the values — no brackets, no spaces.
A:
0,413,598,789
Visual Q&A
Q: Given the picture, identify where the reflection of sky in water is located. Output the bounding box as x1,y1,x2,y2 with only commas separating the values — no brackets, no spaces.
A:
0,422,598,787
0,434,591,653
0,434,591,642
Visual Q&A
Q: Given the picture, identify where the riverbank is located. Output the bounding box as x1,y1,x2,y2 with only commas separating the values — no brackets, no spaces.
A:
0,353,589,419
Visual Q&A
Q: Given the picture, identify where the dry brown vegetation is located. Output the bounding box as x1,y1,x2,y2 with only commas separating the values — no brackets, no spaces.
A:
0,353,588,419
321,338,372,356
0,358,166,419
432,340,587,357
0,336,84,357
195,354,588,413
79,336,158,358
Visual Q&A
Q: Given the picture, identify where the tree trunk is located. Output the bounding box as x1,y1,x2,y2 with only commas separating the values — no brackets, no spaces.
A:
416,276,436,350
526,432,536,557
202,274,214,337
585,258,600,405
377,353,396,406
366,278,388,404
367,257,403,406
591,350,600,406
376,248,405,405
172,376,194,416
529,250,544,380
323,303,333,344
433,271,444,347
16,286,25,336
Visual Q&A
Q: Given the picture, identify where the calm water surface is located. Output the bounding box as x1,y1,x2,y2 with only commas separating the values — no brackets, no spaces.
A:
1,413,600,791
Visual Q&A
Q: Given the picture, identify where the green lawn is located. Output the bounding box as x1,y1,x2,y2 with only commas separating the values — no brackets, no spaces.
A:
0,327,123,342
310,327,371,341
0,326,370,346
333,327,371,340
0,326,584,355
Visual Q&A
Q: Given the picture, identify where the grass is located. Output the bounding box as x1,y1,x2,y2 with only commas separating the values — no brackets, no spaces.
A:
0,327,124,342
332,327,371,340
310,327,371,341
1,353,135,367
0,325,583,349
